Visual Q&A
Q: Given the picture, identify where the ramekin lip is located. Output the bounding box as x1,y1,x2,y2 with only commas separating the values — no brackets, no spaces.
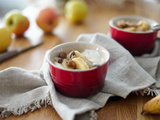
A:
47,42,110,72
109,15,158,34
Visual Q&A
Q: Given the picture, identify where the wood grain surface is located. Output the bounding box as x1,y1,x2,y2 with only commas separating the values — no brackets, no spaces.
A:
0,0,160,120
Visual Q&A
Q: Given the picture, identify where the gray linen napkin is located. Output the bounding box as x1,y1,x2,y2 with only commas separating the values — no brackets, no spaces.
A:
0,33,159,120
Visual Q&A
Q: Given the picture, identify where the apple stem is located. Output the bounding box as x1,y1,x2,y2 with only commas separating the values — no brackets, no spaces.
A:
49,20,53,25
9,20,13,26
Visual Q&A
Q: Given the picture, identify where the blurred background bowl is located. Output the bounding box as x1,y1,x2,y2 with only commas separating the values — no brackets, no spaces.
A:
109,15,159,56
47,42,110,97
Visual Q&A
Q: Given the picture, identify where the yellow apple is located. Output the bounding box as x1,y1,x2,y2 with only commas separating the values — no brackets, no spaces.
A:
0,26,12,52
65,0,88,23
36,8,59,33
4,10,30,37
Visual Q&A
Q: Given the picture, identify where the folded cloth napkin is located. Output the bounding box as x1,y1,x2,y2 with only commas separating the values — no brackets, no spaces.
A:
0,33,160,120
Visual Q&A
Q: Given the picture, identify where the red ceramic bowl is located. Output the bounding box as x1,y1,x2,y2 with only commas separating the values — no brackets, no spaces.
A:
47,42,110,97
109,15,158,56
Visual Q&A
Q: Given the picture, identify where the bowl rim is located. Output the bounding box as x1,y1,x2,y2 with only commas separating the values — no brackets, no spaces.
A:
47,42,110,72
109,15,159,34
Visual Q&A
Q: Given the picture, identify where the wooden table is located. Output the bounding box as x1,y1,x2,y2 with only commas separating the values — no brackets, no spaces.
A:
1,0,160,120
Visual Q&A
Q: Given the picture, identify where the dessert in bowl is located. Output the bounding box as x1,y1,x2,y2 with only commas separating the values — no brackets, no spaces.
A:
109,15,159,56
47,42,110,97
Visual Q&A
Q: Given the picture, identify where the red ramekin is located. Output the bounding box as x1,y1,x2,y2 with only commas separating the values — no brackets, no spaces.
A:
109,15,158,56
47,42,110,97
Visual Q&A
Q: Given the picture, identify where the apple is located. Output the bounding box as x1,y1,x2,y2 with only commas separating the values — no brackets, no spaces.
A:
4,10,30,37
0,26,12,52
65,0,88,23
36,8,59,33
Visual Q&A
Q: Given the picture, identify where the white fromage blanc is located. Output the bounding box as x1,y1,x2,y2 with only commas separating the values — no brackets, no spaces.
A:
53,49,105,70
81,49,105,65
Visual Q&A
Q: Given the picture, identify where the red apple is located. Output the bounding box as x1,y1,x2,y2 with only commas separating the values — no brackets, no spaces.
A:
36,8,59,33
4,10,30,37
